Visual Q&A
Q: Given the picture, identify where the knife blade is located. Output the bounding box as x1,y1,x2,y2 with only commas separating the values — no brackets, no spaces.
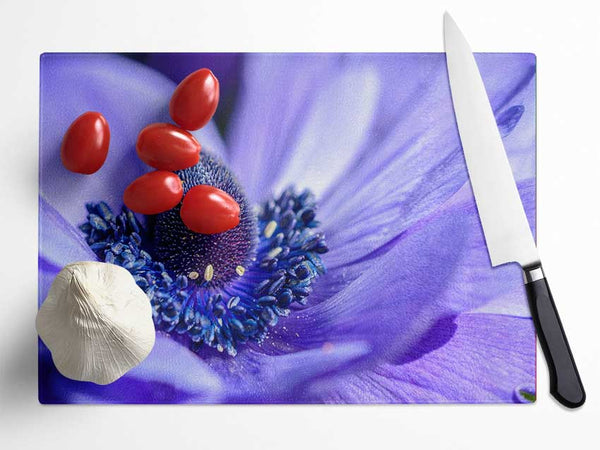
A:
444,12,585,408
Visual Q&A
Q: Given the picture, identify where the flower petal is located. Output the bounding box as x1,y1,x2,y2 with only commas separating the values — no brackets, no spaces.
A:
431,179,535,315
319,54,536,269
472,287,531,317
39,334,223,404
38,196,98,308
350,53,536,183
40,54,226,226
268,193,476,356
499,77,536,181
142,53,241,86
270,64,380,199
227,54,364,202
39,196,97,269
310,313,536,403
271,179,534,359
204,341,371,403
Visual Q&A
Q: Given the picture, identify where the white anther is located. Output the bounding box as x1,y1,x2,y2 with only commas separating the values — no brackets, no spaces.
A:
264,220,277,238
267,247,282,259
204,264,214,282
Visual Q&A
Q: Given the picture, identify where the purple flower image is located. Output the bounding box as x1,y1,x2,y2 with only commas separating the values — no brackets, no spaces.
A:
38,53,536,404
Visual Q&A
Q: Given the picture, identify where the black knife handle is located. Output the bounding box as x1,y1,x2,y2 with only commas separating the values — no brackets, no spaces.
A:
524,265,585,408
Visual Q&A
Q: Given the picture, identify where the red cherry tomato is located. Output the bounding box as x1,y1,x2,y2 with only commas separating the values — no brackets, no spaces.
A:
169,69,220,131
123,171,183,215
61,111,110,174
136,123,201,171
180,185,240,234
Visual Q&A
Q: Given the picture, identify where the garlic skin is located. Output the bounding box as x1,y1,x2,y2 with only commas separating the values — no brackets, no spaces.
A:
36,261,156,385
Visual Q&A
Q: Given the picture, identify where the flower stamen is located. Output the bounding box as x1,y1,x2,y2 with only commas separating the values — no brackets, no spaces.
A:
264,220,277,238
204,264,214,282
80,154,328,357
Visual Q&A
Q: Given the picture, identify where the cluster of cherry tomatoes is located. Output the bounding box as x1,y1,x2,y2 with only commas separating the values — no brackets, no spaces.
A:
60,69,240,235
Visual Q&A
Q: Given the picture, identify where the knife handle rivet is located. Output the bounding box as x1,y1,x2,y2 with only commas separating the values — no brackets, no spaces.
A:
523,265,545,284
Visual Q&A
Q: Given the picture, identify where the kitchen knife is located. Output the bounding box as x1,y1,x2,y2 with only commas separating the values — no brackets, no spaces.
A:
443,13,585,408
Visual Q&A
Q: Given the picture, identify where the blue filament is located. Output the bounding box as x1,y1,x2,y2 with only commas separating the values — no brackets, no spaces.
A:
80,155,328,357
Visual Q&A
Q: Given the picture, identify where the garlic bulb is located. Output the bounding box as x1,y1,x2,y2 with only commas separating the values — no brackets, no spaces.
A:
36,261,156,385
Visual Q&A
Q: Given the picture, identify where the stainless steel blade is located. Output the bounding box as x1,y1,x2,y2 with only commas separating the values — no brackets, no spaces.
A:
443,13,539,268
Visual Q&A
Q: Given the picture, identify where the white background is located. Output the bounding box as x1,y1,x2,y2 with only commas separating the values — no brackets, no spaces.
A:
0,0,598,448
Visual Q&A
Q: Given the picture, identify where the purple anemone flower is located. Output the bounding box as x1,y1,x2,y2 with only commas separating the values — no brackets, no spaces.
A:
39,53,536,404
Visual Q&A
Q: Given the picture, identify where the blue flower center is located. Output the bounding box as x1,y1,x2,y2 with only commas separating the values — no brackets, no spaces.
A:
80,152,328,356
150,152,257,288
